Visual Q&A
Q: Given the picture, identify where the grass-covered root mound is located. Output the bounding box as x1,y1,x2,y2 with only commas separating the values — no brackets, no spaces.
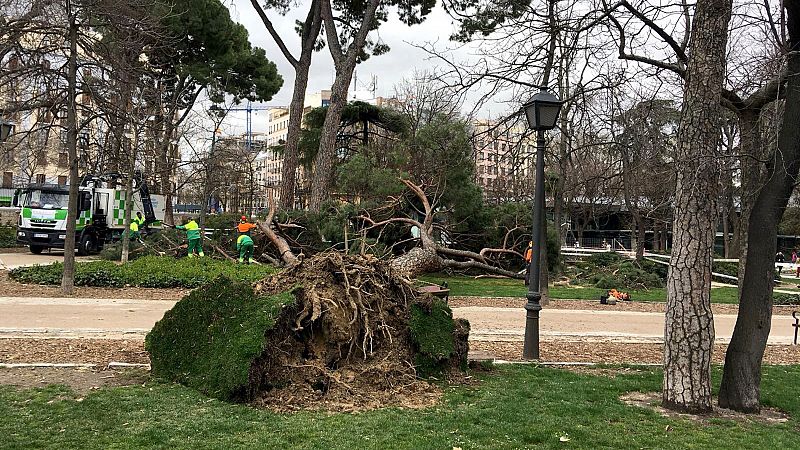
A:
146,252,470,411
145,277,293,399
9,256,275,288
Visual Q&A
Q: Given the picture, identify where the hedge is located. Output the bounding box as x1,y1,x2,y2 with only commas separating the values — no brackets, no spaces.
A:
8,255,276,288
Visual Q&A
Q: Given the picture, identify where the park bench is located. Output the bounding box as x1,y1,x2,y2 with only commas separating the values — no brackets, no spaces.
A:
418,282,450,305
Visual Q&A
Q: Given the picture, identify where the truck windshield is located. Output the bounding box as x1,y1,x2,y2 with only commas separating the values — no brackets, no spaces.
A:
23,190,70,210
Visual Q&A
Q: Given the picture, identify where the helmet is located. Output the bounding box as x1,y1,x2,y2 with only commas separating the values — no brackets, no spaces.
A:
241,215,247,222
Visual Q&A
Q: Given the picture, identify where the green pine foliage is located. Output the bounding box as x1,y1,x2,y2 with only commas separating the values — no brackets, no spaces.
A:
8,256,275,288
145,277,294,400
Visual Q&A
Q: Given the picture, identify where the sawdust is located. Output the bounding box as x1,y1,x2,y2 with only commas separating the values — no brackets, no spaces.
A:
620,391,791,424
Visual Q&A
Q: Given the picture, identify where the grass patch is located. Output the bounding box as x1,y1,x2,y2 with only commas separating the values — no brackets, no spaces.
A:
421,274,742,303
146,277,294,400
8,255,276,288
0,365,797,448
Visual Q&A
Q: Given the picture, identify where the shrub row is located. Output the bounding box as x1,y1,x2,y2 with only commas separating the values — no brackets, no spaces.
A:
9,255,276,288
572,252,666,289
0,226,18,248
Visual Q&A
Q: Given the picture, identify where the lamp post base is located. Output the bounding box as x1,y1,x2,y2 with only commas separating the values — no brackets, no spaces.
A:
522,291,542,360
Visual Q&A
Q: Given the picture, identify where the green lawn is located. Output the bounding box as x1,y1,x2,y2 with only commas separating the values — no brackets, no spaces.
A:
1,365,797,448
420,274,742,303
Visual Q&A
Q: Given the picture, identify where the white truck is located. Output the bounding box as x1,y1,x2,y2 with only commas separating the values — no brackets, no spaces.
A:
14,172,164,255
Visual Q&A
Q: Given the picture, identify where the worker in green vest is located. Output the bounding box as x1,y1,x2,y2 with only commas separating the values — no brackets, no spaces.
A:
176,217,204,257
237,233,254,264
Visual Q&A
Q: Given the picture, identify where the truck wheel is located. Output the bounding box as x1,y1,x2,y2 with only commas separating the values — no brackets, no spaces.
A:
30,245,45,254
78,234,95,256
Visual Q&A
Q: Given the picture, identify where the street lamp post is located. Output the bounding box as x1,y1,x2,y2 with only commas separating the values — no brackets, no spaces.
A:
522,86,562,360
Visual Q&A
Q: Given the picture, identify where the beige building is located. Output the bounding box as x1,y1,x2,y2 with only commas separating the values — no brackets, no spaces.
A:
472,119,535,202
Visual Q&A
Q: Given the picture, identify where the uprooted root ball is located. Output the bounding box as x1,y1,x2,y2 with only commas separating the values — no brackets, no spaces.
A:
146,252,469,411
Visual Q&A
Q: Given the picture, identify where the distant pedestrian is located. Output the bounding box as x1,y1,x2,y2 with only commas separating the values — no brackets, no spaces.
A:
176,217,204,257
792,250,797,264
776,251,786,263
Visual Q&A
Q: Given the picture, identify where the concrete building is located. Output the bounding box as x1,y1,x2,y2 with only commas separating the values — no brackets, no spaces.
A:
472,119,536,202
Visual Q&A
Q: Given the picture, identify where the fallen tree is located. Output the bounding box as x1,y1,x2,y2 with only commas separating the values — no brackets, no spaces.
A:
146,252,470,410
360,180,525,279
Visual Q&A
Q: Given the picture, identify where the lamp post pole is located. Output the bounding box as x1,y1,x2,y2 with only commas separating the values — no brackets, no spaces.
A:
523,129,546,360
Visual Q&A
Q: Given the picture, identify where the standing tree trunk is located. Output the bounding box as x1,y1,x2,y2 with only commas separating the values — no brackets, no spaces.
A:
61,6,79,295
307,0,381,211
719,0,800,412
663,0,731,413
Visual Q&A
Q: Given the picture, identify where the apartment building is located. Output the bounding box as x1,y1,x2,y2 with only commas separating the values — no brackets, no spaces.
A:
472,119,536,202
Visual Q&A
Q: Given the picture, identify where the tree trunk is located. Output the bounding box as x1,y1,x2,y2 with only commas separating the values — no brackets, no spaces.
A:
390,247,443,278
663,0,731,414
61,11,79,295
735,110,763,283
719,3,800,412
278,2,321,210
307,74,352,211
121,164,134,263
636,217,646,260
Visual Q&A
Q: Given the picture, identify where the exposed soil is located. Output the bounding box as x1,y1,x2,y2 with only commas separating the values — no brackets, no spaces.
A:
449,296,798,316
471,341,800,365
0,367,150,394
0,338,150,366
0,270,188,300
244,253,467,412
620,391,790,424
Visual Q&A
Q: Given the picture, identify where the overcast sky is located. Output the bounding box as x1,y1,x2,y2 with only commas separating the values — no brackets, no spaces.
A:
218,0,479,135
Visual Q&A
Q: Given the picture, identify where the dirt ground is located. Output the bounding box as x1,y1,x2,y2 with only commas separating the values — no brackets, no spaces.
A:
0,366,150,394
0,338,150,366
448,296,799,316
620,391,790,424
1,270,188,300
471,341,800,364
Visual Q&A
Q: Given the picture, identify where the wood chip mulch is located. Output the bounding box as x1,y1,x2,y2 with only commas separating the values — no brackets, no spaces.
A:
1,270,188,300
471,341,800,365
449,297,798,316
0,338,149,366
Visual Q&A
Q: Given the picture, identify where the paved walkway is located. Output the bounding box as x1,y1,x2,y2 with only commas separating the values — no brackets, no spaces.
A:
0,297,796,344
0,252,95,270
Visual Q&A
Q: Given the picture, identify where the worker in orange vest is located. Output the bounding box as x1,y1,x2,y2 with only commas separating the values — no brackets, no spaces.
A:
524,241,534,285
236,215,257,236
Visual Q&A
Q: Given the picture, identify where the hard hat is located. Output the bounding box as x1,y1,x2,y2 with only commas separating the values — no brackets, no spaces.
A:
241,215,247,221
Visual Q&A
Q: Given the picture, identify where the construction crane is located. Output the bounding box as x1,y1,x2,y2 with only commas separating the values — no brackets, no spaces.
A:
224,101,286,151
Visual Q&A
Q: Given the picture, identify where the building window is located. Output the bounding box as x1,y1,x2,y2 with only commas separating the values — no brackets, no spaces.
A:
36,173,45,184
37,150,48,165
58,152,68,167
58,175,67,185
2,172,12,188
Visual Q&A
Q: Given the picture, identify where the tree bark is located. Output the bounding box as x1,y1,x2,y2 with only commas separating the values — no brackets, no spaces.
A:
307,0,381,211
277,0,322,209
61,8,79,295
719,0,800,412
663,0,731,414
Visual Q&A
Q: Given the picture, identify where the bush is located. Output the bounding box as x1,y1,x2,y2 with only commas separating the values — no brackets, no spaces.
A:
773,293,800,305
0,226,18,248
9,256,277,288
146,277,293,400
713,261,739,278
570,253,665,289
